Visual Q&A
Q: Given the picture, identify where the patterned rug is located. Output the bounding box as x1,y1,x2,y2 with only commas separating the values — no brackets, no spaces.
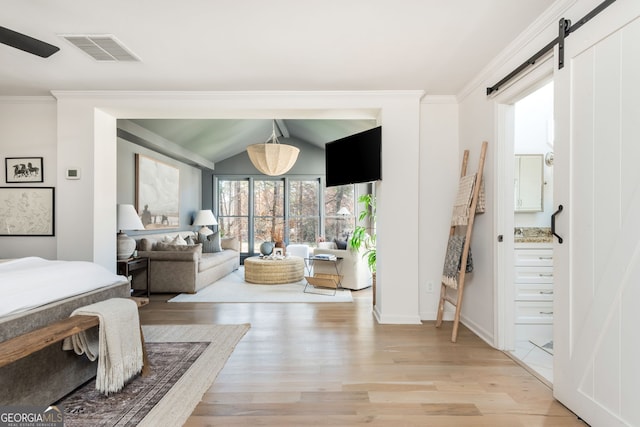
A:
56,324,250,427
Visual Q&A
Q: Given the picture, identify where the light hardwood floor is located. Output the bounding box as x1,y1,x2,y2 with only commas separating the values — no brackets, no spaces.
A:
139,288,586,426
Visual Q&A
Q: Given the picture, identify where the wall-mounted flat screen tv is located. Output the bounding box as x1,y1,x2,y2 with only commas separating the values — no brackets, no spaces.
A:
325,126,381,187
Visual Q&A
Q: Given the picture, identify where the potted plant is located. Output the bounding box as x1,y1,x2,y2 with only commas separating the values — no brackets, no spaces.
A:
348,193,376,274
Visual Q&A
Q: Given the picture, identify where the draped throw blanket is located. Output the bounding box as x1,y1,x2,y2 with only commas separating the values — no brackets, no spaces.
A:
442,234,474,289
451,174,486,226
63,298,143,394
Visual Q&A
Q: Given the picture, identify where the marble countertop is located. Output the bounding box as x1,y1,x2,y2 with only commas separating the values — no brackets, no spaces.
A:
514,227,552,243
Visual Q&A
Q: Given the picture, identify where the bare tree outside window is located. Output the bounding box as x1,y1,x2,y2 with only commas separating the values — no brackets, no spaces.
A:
218,177,355,255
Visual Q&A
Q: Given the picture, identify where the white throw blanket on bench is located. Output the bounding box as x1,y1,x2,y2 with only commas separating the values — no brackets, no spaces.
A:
62,298,143,394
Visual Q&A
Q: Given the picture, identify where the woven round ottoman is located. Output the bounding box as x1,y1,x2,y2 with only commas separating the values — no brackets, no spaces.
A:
244,256,305,284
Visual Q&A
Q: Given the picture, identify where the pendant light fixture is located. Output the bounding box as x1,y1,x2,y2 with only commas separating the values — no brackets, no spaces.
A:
247,120,300,176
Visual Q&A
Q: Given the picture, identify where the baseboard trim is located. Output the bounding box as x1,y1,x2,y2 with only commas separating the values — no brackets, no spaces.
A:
420,310,454,321
460,314,495,347
374,308,421,324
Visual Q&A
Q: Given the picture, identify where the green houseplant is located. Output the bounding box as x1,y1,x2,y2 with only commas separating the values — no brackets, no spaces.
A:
348,193,376,274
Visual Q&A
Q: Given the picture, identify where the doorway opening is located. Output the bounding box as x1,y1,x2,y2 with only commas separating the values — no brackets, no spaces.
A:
509,80,554,384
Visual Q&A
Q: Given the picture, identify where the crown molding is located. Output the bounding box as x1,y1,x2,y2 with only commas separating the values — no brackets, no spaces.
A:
457,0,576,102
50,90,425,101
421,95,458,105
0,96,56,104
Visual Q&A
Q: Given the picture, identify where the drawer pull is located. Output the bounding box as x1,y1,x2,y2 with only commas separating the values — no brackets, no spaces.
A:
539,290,553,294
538,256,553,260
539,273,553,277
539,311,553,315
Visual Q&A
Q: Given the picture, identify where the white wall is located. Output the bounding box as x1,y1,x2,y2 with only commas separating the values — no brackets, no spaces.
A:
0,97,57,259
418,96,459,320
457,93,496,342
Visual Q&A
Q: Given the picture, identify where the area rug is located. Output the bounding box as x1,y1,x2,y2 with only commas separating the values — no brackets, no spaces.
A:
57,323,250,427
168,267,353,303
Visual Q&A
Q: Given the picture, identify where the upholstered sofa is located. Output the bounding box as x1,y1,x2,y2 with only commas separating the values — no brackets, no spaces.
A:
134,231,240,294
313,245,372,290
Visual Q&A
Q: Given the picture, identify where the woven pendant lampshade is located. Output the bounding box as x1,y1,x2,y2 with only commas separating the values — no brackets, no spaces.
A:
247,121,300,176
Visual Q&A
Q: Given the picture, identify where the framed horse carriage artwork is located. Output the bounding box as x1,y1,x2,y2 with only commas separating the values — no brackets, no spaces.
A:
5,157,43,183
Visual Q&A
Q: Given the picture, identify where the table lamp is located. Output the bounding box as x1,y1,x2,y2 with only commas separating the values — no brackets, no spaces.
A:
117,204,145,260
193,210,218,236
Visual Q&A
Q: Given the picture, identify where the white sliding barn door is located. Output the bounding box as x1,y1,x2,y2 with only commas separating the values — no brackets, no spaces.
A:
554,2,640,426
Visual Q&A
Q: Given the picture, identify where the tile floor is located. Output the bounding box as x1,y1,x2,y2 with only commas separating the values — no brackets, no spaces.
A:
510,339,553,384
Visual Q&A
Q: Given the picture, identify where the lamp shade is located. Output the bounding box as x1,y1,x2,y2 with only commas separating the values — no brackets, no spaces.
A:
337,207,351,216
193,209,217,236
247,142,299,176
247,120,300,176
116,204,144,261
117,204,145,231
193,210,217,226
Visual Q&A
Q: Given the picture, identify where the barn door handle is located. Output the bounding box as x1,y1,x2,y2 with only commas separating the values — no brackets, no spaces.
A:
551,204,564,244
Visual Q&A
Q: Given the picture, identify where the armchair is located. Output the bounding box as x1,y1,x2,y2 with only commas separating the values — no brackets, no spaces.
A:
312,247,372,290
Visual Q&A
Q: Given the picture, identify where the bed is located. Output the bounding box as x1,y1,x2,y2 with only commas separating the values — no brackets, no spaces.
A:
0,257,130,405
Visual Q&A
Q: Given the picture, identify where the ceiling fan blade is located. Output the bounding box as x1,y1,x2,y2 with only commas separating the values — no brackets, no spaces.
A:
0,26,60,58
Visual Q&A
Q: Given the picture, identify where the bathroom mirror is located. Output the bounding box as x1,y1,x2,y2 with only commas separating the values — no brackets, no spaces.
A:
514,154,543,212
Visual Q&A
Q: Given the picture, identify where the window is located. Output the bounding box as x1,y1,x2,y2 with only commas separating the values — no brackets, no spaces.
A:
218,179,249,252
288,179,320,245
217,176,354,255
324,184,355,242
253,179,284,253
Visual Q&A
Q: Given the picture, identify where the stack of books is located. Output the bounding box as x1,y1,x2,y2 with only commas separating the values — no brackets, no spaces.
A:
314,253,337,261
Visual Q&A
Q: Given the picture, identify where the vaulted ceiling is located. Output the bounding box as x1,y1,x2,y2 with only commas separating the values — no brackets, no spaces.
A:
2,0,556,163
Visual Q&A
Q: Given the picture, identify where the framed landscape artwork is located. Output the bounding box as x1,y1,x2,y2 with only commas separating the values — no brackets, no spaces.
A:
0,187,55,236
5,157,43,183
135,154,180,230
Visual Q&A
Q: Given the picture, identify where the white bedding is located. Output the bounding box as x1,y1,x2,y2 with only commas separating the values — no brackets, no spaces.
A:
0,257,128,318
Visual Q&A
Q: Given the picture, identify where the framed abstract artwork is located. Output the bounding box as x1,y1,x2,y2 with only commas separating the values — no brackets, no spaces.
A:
135,154,180,230
0,187,55,236
5,157,43,183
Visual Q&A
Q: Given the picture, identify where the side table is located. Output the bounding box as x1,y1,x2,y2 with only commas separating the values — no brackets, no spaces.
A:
117,257,150,298
304,256,343,295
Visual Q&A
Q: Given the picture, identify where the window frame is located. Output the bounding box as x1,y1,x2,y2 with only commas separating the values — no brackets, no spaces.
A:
216,175,355,257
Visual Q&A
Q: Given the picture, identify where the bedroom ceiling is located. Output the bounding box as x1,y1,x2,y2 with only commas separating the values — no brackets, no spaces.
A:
1,0,557,163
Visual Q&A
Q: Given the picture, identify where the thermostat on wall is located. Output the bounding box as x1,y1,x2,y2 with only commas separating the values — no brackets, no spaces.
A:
66,168,81,180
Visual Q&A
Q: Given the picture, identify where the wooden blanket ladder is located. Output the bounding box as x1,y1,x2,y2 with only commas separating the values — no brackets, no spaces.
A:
436,141,488,342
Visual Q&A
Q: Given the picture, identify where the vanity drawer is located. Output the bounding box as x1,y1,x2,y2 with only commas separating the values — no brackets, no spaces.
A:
516,283,553,301
515,266,553,284
515,301,554,324
514,249,553,267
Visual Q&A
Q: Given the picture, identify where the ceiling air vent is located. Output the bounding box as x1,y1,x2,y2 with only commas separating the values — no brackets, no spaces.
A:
61,34,140,62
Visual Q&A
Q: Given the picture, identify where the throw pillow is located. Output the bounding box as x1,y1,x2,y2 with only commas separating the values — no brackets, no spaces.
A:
221,237,240,251
171,234,187,245
139,238,154,251
332,237,348,250
200,231,222,253
156,242,202,253
184,235,196,245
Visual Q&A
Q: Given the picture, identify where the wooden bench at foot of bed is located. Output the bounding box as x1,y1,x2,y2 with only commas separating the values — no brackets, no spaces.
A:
0,297,149,371
0,315,99,368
